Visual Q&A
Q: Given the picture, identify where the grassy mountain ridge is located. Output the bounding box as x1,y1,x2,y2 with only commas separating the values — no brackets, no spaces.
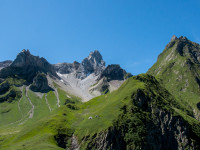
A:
148,36,200,121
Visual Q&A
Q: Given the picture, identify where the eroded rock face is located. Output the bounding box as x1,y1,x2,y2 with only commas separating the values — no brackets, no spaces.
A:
0,81,10,95
173,36,200,64
54,50,106,79
54,61,80,74
84,127,126,150
0,60,12,70
30,73,53,93
197,102,200,110
99,64,130,82
0,50,58,83
76,50,105,79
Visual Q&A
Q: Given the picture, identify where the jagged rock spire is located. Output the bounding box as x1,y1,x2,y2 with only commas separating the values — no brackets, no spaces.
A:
171,35,177,42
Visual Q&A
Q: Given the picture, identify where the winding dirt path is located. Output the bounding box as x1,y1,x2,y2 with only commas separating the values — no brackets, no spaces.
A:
45,94,52,112
26,87,34,118
54,88,60,107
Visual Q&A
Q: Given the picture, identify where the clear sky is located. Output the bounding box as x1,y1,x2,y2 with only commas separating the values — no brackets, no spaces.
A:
0,0,200,75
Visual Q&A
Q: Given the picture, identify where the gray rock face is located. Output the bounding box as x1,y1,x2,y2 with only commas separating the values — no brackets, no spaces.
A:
167,36,200,64
30,73,53,93
99,64,130,82
0,60,12,70
54,50,106,79
0,81,10,95
55,51,132,82
171,35,177,42
0,49,58,83
83,127,125,150
76,50,105,79
54,61,80,74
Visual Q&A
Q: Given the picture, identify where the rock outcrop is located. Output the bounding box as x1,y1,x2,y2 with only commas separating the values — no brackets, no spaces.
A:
30,73,53,93
54,61,80,74
0,50,58,83
0,60,12,70
76,50,105,79
0,81,10,95
98,64,131,81
54,50,105,79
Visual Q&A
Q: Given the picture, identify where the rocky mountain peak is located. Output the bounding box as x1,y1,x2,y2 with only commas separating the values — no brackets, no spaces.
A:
11,49,36,67
87,50,105,65
0,49,58,83
76,50,105,79
54,50,105,78
170,35,177,42
98,64,130,81
165,36,200,62
82,50,105,68
22,49,31,54
0,60,12,70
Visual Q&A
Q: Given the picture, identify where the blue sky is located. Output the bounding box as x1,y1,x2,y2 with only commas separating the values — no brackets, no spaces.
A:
0,0,200,75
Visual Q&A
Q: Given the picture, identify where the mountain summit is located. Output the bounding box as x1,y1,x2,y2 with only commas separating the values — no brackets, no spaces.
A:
54,50,130,101
76,50,106,79
148,35,200,120
55,50,105,79
0,49,57,83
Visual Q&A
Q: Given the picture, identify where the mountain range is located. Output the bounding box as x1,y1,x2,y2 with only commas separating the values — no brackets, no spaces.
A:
0,36,199,150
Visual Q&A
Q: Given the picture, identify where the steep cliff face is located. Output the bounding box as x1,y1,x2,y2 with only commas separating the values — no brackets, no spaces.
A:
54,61,80,74
0,60,12,70
54,50,105,79
76,50,105,79
0,50,58,83
30,73,53,93
98,64,130,81
78,75,200,150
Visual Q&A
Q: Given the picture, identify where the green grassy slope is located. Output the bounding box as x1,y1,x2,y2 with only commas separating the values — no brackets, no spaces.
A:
1,74,199,149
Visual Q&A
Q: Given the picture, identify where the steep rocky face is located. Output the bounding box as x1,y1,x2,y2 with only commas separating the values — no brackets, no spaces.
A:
54,50,105,79
148,36,200,121
0,81,10,95
0,80,22,103
76,50,105,79
99,64,130,81
0,60,12,70
88,64,132,96
30,73,53,93
0,50,58,83
54,61,80,74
